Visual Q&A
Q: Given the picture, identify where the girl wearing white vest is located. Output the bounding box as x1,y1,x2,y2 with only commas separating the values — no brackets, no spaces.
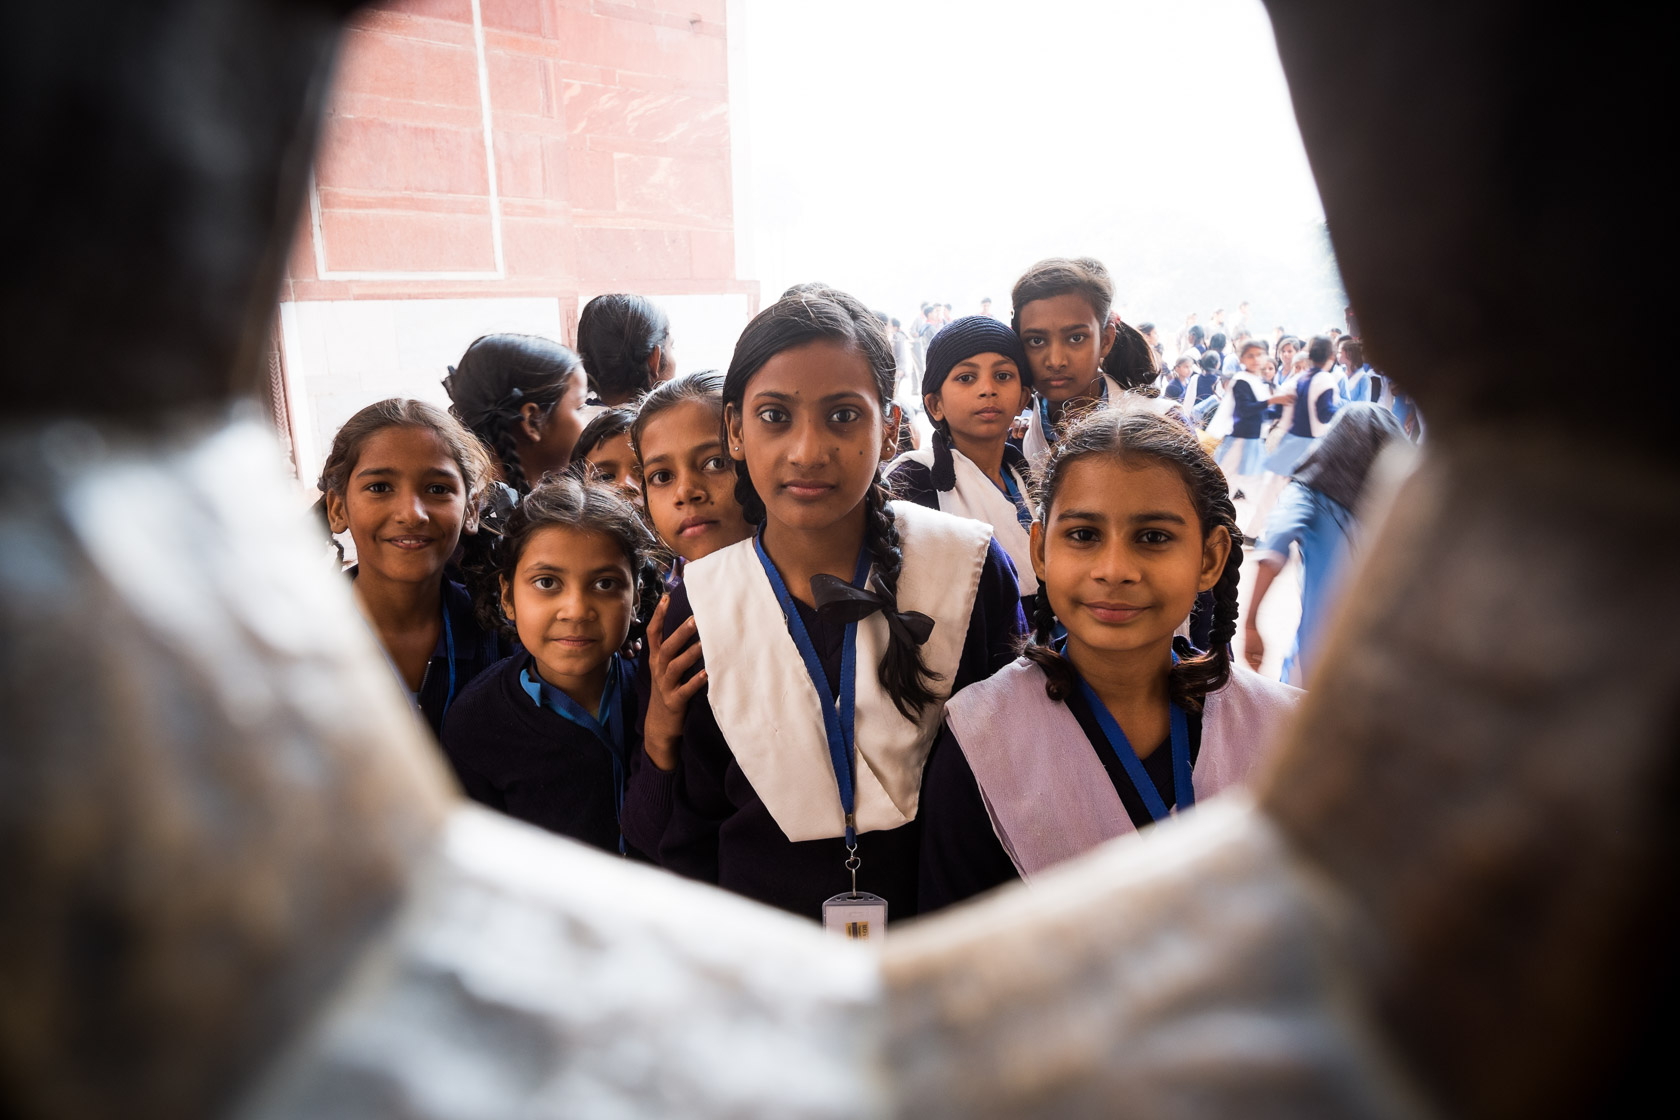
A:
655,285,1027,925
887,314,1038,603
919,401,1303,912
1011,257,1124,462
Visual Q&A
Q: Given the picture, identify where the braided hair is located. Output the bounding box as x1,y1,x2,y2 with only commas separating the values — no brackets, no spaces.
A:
442,333,582,495
1022,398,1244,714
721,283,940,720
479,473,664,656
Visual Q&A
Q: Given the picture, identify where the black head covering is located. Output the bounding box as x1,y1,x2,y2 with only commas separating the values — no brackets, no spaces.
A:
921,315,1031,400
1292,402,1408,511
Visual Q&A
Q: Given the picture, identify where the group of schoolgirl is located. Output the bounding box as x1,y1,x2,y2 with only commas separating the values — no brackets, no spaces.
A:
315,259,1302,936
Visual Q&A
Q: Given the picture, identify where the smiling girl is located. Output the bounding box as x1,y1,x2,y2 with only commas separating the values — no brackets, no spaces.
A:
656,286,1026,927
888,315,1038,601
1012,257,1123,461
319,399,511,738
918,401,1303,911
441,475,666,855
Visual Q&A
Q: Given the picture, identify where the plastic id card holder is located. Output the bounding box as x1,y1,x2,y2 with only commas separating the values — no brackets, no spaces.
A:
823,892,888,942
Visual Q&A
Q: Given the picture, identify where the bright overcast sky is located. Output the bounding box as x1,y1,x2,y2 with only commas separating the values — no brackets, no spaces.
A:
732,0,1346,337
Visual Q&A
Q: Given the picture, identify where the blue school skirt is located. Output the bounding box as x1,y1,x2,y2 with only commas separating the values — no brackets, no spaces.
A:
1217,436,1264,477
1263,431,1316,476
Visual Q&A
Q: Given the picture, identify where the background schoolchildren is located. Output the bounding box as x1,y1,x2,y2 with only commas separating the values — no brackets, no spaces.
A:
656,285,1026,921
1208,339,1274,500
441,475,665,855
1245,403,1410,687
887,314,1037,600
572,407,640,498
443,333,591,494
1012,257,1123,460
919,402,1302,910
317,398,509,738
576,293,676,408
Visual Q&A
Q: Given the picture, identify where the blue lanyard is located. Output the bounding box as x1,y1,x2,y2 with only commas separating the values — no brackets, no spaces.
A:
1075,670,1193,823
439,599,459,718
998,467,1033,530
529,656,633,853
753,532,871,848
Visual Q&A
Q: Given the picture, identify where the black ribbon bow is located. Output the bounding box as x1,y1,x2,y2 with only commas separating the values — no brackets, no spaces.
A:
810,571,936,648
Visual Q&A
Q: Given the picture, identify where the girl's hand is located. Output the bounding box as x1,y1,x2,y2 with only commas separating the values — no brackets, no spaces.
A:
643,595,706,772
1244,622,1265,671
1010,411,1030,439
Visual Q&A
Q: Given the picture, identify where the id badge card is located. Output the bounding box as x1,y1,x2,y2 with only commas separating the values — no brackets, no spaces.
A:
823,891,888,942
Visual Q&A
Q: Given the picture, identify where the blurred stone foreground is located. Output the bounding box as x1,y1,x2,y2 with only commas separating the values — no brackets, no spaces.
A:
0,3,1671,1119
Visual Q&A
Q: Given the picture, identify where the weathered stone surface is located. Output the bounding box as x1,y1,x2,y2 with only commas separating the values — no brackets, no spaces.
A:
0,416,453,1119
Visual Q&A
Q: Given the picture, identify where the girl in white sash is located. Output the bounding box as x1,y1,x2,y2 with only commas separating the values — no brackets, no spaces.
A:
655,285,1027,923
1249,335,1345,539
1011,257,1124,462
887,315,1037,603
918,402,1303,911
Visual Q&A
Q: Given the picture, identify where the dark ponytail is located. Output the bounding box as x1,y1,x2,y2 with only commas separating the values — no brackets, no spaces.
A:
442,333,582,495
577,293,672,406
1022,398,1243,714
722,283,939,719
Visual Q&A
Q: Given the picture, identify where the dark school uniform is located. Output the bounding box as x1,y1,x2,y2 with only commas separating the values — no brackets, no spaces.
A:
442,652,651,857
918,688,1204,913
348,567,513,738
656,540,1026,921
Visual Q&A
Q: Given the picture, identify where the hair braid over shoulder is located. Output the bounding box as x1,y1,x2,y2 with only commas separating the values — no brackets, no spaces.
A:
864,484,942,720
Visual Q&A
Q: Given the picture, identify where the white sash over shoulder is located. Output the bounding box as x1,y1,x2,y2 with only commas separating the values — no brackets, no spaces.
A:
685,501,994,843
943,657,1304,880
887,444,1036,596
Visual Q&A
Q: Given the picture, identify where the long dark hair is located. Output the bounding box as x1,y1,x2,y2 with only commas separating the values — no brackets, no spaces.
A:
1024,400,1243,714
442,333,582,495
577,293,672,405
721,284,939,720
316,397,492,563
483,473,663,655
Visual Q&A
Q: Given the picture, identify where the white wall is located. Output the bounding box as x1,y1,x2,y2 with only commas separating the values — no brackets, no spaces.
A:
278,297,564,487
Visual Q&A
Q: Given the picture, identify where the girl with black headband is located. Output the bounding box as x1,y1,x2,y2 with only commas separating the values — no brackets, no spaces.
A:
887,315,1038,604
653,285,1025,931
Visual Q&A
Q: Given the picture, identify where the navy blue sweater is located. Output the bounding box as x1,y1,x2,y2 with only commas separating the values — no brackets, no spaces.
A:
442,653,650,857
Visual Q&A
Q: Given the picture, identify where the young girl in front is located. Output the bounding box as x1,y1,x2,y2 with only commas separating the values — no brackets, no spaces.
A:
657,285,1027,926
441,474,667,856
918,401,1304,912
887,315,1038,603
318,398,512,738
1012,257,1123,461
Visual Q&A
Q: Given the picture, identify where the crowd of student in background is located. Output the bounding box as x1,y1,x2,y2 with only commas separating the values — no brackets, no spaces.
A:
314,260,1418,937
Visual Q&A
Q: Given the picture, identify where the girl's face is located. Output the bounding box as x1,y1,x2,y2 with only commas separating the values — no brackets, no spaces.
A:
584,431,640,499
926,352,1029,446
639,398,752,562
726,340,894,535
501,525,635,695
522,372,592,483
329,425,469,585
1030,455,1228,665
1018,294,1117,407
1277,341,1298,370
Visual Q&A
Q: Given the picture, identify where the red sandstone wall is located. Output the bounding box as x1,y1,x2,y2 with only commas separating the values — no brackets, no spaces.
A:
281,0,753,328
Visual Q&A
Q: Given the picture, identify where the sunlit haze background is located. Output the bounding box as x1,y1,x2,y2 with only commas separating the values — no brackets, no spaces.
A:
730,0,1346,337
